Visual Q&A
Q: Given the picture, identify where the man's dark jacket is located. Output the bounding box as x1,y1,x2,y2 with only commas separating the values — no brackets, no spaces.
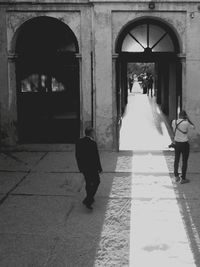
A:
75,136,102,174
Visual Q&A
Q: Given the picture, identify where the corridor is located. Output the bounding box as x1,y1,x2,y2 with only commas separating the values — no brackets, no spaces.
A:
119,81,197,266
119,81,172,151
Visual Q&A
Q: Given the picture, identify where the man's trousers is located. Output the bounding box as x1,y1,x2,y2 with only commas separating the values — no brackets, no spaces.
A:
83,171,100,206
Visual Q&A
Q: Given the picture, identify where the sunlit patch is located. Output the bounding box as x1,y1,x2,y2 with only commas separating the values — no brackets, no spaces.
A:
129,152,197,267
94,194,131,266
119,82,172,151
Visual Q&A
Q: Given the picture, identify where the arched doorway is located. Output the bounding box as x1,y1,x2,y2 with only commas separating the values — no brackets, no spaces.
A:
15,16,80,143
116,18,182,149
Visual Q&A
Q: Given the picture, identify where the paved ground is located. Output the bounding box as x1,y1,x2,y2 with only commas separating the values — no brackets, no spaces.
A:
1,83,200,266
0,148,200,266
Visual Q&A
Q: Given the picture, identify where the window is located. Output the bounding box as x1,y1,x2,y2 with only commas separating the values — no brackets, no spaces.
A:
21,74,65,93
122,23,175,53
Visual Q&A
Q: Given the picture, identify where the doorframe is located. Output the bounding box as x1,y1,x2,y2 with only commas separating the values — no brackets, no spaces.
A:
115,51,182,150
14,17,80,144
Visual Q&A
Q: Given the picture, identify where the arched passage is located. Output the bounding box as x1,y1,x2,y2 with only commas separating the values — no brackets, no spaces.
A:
115,18,182,150
15,16,80,143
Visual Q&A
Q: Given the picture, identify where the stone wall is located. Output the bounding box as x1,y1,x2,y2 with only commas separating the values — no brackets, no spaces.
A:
0,1,200,150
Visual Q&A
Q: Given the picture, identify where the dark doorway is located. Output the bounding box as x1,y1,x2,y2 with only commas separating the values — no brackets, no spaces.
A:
15,17,80,143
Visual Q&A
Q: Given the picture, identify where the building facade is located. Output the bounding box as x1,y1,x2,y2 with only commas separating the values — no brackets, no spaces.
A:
0,0,200,150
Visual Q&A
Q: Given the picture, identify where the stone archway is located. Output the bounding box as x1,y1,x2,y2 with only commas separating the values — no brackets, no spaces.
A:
15,16,80,143
115,18,182,148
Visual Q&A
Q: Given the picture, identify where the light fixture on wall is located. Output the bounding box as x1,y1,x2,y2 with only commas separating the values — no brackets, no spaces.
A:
190,12,195,19
149,2,155,10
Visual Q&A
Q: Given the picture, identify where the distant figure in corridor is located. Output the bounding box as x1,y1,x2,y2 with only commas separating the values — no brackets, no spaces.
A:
75,126,103,210
147,74,154,97
142,73,148,94
128,75,133,93
172,110,195,184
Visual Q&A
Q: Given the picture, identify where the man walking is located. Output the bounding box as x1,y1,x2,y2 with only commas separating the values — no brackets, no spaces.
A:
75,126,103,210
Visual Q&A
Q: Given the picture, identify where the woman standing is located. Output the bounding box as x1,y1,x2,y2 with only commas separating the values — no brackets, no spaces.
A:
172,110,195,183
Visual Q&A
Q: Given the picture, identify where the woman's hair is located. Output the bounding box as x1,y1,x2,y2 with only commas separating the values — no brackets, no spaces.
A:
179,110,187,119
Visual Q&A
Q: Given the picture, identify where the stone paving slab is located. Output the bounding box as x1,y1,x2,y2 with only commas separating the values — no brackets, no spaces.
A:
130,199,196,267
0,152,45,172
44,198,131,267
4,143,75,152
170,173,200,265
95,173,132,198
32,152,79,172
173,174,200,199
179,197,200,234
132,174,177,199
132,151,169,174
12,172,83,196
0,172,26,194
0,194,6,202
0,233,54,267
0,195,73,235
177,197,200,266
0,195,130,266
101,151,134,172
77,173,132,202
32,151,134,173
187,153,200,173
163,152,200,174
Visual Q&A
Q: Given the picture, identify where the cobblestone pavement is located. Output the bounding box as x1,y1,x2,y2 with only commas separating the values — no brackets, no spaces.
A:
0,149,200,266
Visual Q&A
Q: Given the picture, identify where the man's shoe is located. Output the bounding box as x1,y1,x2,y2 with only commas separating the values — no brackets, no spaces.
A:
180,178,190,184
86,204,93,210
82,199,87,205
82,200,93,210
175,176,180,182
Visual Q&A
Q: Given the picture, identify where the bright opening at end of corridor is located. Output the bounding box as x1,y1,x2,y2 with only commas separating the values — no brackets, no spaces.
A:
119,80,172,151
